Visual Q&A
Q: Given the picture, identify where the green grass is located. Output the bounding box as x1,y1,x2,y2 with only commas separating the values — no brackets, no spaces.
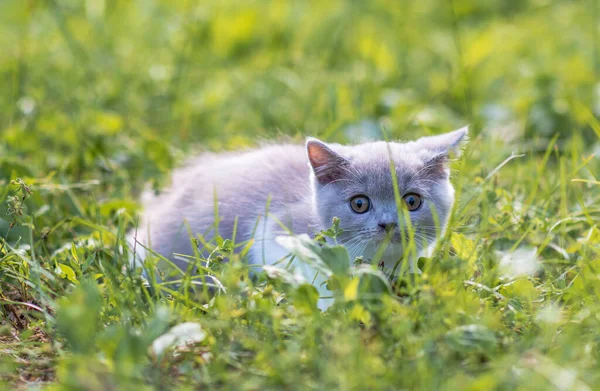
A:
1,0,600,389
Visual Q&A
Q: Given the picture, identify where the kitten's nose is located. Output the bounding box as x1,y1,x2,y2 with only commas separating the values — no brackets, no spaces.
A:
378,221,397,231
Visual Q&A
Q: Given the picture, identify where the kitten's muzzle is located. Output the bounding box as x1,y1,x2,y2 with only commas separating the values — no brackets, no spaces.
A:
377,222,403,243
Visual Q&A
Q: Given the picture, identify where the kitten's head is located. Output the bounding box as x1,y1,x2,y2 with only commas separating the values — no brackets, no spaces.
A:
306,127,468,268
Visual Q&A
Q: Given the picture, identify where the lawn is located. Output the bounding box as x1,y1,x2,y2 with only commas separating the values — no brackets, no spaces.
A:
1,0,600,389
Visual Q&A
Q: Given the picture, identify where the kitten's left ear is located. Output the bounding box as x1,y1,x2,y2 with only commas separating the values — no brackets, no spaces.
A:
417,126,469,158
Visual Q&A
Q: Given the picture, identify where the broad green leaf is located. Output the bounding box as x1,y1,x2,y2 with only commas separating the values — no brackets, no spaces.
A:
57,263,78,284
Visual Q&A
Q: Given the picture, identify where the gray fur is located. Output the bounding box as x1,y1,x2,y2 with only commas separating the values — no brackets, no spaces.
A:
130,127,468,274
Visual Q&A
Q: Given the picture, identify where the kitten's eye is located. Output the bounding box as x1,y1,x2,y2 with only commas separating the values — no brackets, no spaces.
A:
350,195,370,214
403,193,422,211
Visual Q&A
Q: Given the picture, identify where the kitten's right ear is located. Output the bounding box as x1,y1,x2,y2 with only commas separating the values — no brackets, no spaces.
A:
417,126,469,158
306,138,349,185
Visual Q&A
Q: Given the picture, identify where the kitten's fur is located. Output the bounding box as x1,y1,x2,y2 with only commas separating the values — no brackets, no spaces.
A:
130,127,468,310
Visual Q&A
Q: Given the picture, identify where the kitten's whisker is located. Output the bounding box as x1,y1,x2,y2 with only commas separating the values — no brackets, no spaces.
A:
346,237,369,260
414,227,441,233
342,238,362,248
349,242,369,262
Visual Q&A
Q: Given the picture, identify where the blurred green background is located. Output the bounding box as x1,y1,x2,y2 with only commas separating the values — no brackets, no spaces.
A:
1,0,600,389
2,0,598,189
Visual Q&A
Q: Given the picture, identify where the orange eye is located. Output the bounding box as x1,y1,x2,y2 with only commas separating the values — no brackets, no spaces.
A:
403,193,422,211
350,196,370,214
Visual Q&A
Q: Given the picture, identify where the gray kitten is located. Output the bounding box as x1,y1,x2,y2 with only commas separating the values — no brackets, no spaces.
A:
130,127,468,309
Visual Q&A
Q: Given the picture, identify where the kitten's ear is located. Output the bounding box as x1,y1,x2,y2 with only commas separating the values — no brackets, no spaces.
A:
417,126,469,177
306,138,349,185
416,126,469,158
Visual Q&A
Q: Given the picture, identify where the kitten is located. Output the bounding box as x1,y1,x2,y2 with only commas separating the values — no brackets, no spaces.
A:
130,127,468,310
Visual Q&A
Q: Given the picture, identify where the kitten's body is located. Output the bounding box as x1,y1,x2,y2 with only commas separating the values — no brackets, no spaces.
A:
132,145,317,271
131,128,468,310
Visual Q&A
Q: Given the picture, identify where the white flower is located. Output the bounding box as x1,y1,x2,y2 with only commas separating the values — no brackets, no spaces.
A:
497,246,539,278
151,322,207,357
